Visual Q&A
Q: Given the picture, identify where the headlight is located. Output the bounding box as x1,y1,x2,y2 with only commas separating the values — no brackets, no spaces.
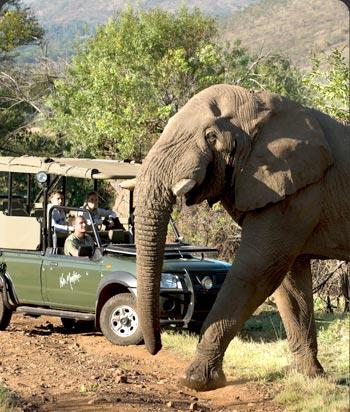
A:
160,273,182,289
201,276,213,290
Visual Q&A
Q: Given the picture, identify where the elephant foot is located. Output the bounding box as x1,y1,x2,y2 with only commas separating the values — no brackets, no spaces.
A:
288,357,325,377
179,360,226,391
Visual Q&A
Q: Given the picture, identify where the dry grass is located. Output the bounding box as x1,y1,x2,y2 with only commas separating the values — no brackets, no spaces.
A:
221,0,349,68
162,310,349,411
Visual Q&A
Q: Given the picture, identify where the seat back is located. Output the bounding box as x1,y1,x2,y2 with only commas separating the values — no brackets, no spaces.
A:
11,208,29,216
31,208,44,219
0,214,41,250
118,216,129,230
109,229,131,244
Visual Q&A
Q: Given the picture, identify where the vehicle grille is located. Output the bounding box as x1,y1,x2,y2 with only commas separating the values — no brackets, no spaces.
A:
188,270,228,290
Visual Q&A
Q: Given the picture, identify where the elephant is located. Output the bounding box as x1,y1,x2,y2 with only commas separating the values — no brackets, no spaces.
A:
133,84,350,391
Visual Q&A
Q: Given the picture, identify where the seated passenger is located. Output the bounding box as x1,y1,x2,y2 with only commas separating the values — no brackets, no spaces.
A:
64,216,95,256
80,191,117,227
48,190,72,233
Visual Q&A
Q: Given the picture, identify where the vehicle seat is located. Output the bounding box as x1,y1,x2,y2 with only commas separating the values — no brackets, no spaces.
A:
52,231,69,254
31,208,43,219
109,229,131,244
11,208,29,216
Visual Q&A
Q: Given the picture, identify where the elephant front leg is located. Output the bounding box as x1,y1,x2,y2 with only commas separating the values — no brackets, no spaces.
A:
179,266,286,391
179,187,322,391
273,256,324,377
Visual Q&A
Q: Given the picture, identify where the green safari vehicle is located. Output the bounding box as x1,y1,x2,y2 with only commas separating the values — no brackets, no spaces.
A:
0,156,230,345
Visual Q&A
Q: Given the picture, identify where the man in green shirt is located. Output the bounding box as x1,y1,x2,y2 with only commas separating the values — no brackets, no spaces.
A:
64,216,95,256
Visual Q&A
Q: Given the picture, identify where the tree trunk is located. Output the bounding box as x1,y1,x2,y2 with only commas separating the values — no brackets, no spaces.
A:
341,266,349,313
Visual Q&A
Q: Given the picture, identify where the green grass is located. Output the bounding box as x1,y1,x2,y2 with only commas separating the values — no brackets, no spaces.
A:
275,372,349,412
275,316,349,411
162,310,349,412
0,387,20,412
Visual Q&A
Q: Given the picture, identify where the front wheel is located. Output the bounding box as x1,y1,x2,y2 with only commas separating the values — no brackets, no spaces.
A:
100,293,143,346
0,292,12,330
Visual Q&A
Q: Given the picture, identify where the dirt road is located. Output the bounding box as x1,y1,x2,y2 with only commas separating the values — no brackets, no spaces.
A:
0,314,282,411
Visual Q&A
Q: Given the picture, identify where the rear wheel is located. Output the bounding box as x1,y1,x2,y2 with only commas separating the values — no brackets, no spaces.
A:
100,293,143,346
0,293,12,330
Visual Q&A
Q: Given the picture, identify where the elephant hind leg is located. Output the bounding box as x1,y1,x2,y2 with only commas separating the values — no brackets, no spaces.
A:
273,256,324,377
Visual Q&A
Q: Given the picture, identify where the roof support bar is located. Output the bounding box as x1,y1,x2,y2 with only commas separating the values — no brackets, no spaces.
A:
7,172,13,215
26,173,32,214
62,176,66,200
129,190,134,242
42,175,50,252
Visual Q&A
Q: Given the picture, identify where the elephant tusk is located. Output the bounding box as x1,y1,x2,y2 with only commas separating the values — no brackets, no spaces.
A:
172,179,196,197
119,178,137,190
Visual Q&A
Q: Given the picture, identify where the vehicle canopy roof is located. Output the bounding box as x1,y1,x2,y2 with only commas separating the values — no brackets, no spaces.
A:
0,156,140,180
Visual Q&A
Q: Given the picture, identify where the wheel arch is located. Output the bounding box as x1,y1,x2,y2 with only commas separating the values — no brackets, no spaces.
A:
95,272,136,330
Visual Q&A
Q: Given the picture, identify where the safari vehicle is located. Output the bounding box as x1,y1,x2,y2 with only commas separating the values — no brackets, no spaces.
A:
0,156,230,345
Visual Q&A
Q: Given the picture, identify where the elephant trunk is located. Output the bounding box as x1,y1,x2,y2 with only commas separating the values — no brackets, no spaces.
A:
134,170,174,355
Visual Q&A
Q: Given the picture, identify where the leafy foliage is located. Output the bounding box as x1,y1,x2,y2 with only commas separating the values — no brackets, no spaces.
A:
46,7,222,160
220,43,310,104
0,0,43,57
174,202,241,262
303,49,349,121
47,7,307,161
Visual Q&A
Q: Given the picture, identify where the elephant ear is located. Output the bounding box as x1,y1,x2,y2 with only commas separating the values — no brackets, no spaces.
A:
234,93,334,212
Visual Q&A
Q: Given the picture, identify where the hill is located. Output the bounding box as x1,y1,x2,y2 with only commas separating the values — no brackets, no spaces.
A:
21,0,259,60
22,0,349,66
221,0,349,67
24,0,258,23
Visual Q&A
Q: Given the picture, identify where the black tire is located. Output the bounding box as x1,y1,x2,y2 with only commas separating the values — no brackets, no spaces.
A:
0,292,12,330
100,293,143,346
61,318,95,332
187,321,203,335
61,317,77,329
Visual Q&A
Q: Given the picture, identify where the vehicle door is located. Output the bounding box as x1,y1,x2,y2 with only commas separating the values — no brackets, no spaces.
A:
0,213,44,305
1,250,44,305
42,251,103,311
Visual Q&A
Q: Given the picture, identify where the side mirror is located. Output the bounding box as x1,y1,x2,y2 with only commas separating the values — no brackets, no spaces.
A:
78,245,93,257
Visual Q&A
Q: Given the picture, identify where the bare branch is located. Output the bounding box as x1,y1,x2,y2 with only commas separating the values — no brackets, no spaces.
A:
236,49,271,85
247,50,271,73
0,0,9,12
246,77,267,90
313,261,346,293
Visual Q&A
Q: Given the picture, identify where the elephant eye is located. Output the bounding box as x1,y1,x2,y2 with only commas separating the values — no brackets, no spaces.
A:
205,131,217,146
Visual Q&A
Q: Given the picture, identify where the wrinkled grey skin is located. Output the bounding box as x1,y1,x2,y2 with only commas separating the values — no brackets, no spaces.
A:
134,84,350,391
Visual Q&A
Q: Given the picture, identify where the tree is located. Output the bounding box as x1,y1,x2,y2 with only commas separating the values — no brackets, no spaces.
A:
221,41,309,104
46,7,223,160
0,0,48,156
0,0,43,59
47,7,308,161
303,48,349,121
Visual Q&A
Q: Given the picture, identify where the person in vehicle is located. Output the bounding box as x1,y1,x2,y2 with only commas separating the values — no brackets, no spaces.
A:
64,216,95,256
48,190,72,233
80,191,117,227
